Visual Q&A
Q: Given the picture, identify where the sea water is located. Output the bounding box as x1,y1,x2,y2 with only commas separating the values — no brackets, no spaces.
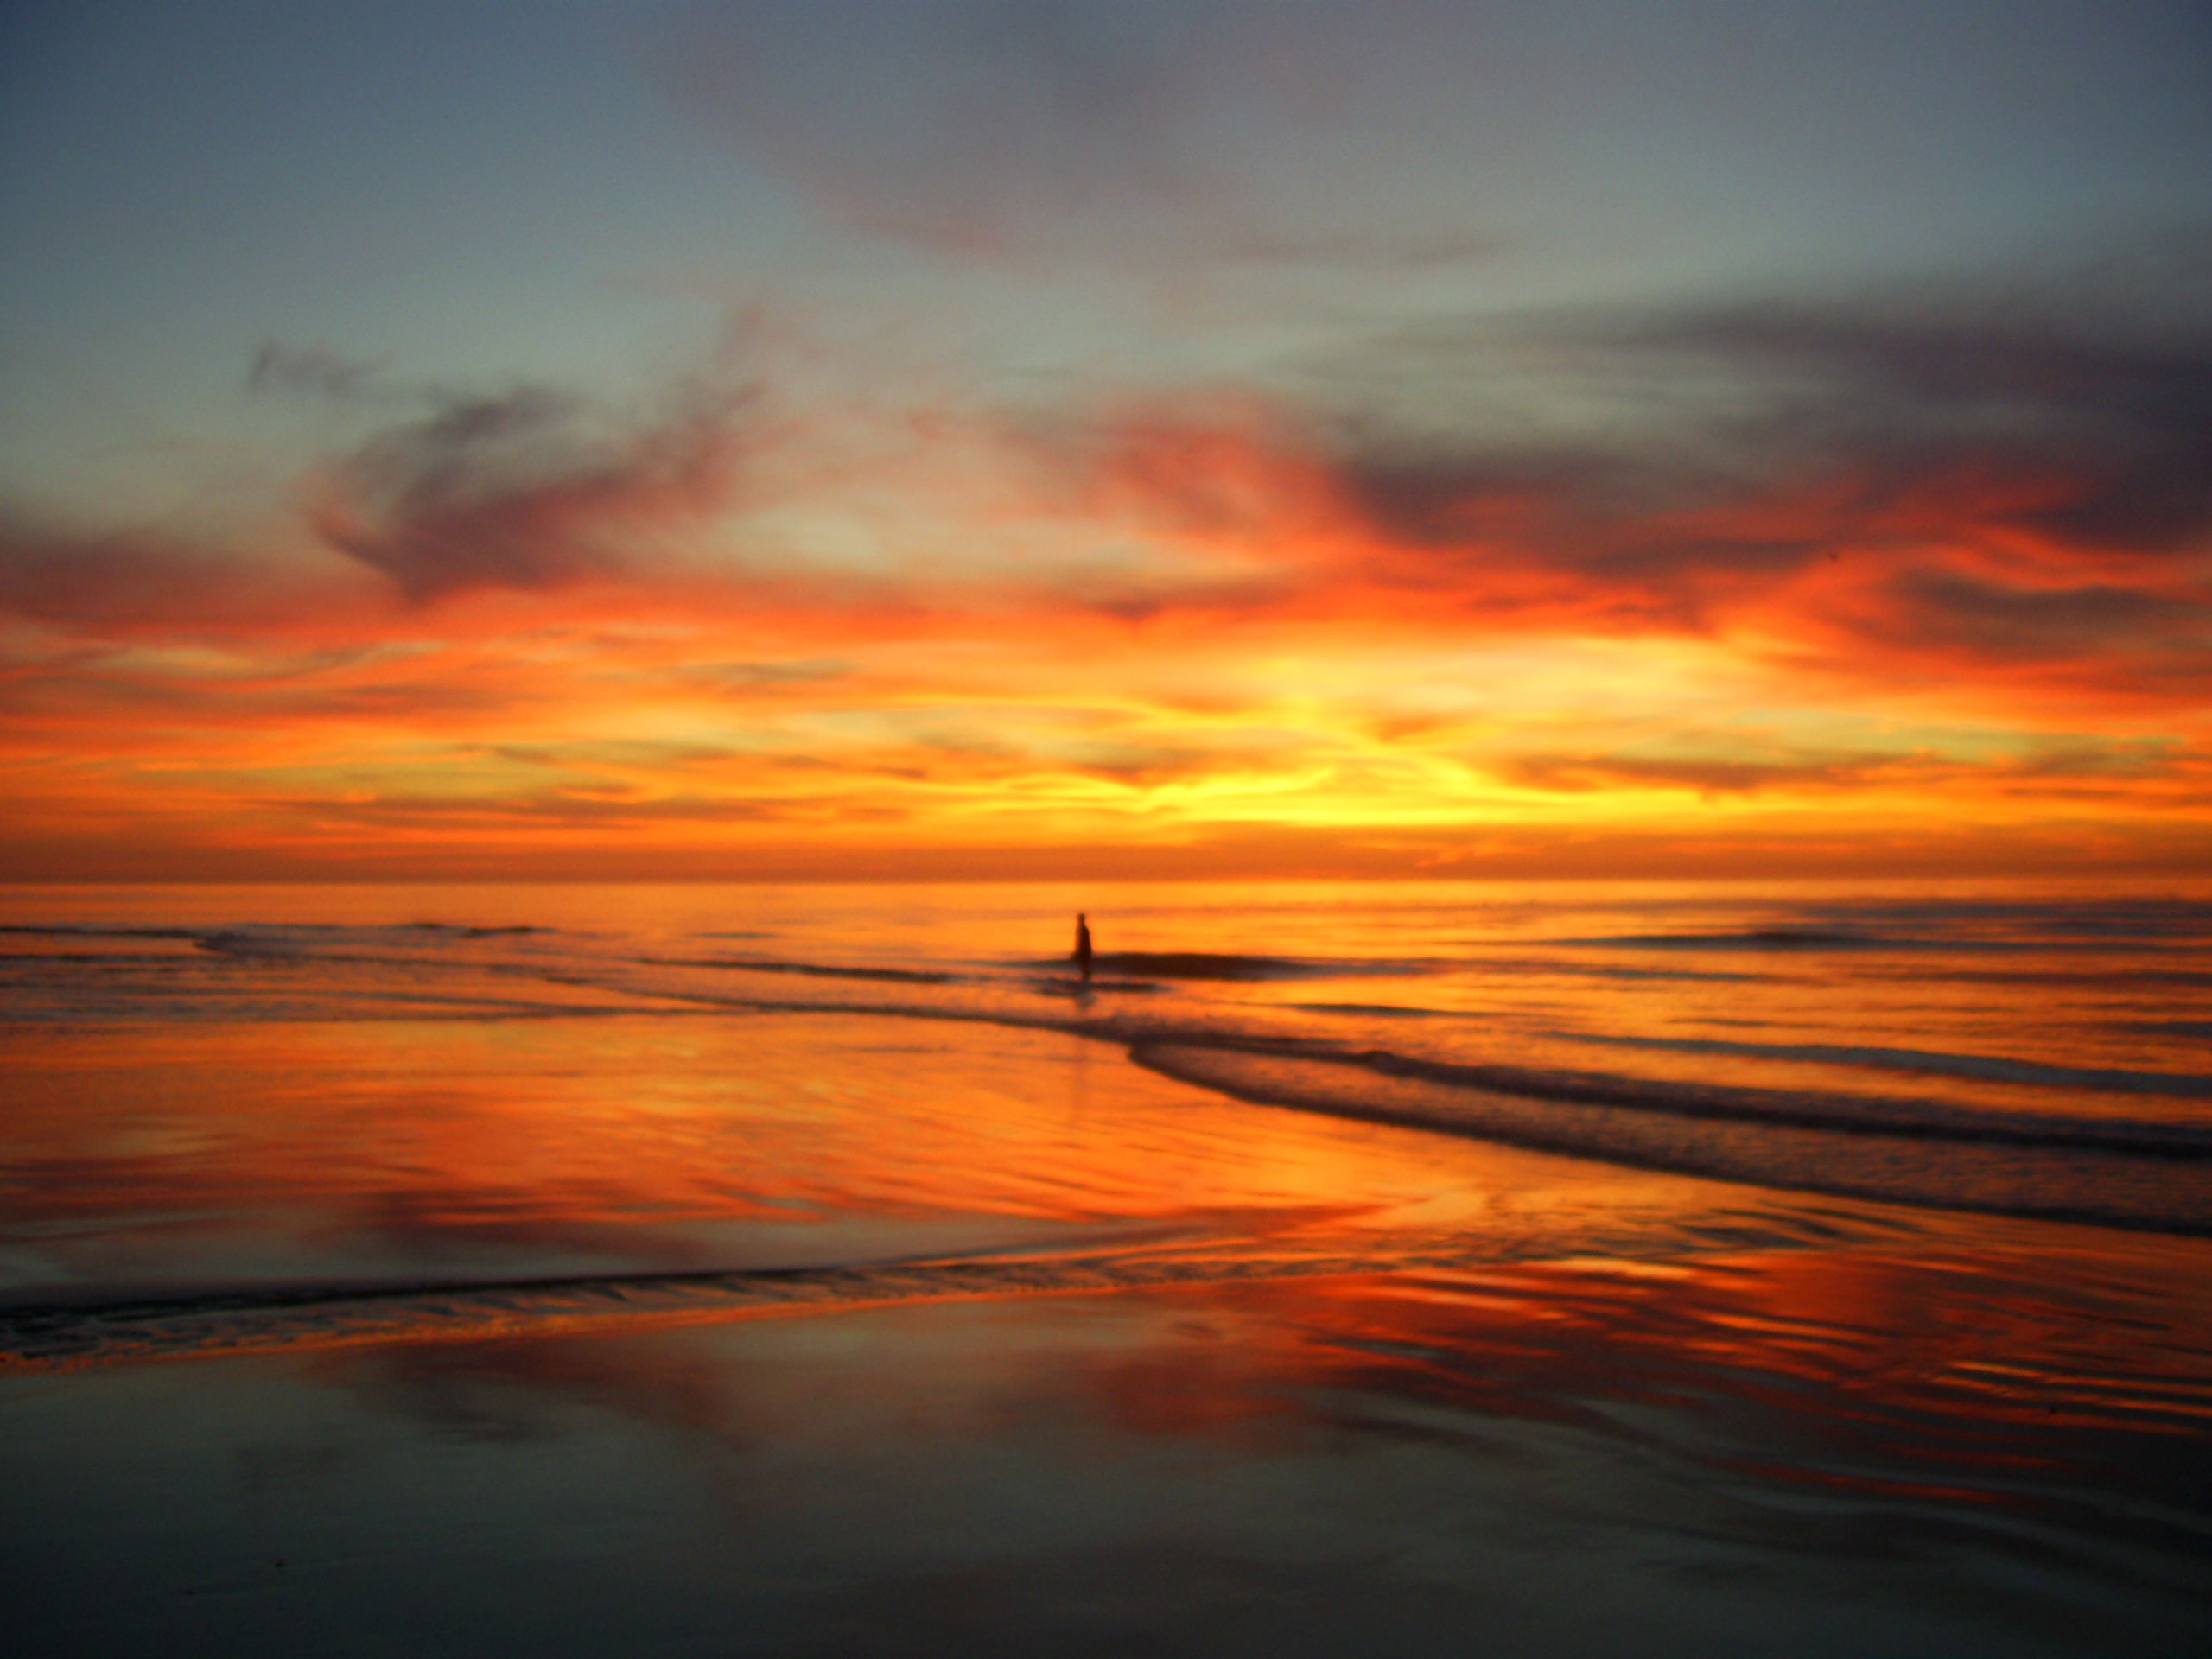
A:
3,880,2209,1655
8,880,2211,1233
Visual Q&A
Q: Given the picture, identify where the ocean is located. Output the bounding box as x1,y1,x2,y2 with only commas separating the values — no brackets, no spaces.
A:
3,879,2210,1655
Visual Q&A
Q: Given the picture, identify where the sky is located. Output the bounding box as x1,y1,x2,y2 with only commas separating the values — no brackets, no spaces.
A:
3,0,2210,880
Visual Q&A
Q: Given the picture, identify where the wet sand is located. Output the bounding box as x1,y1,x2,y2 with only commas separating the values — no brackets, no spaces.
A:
5,1012,2211,1655
7,1238,2212,1657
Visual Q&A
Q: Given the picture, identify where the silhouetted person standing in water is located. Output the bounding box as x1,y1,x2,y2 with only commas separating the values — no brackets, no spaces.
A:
1073,912,1093,982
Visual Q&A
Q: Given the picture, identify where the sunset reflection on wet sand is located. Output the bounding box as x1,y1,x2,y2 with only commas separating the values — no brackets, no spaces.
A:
6,998,2210,1656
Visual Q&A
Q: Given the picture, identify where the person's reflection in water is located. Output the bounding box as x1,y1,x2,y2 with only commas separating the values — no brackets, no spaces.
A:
1073,912,1093,982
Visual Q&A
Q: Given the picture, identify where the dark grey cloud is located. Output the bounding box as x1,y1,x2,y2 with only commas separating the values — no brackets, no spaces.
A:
247,340,387,401
1325,283,2212,543
1634,302,2212,552
0,520,231,626
1862,570,2212,699
311,384,753,602
1264,271,2212,668
0,514,365,633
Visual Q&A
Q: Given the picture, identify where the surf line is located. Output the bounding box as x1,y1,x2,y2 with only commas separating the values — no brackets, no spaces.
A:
0,1230,1627,1376
1127,1041,2212,1237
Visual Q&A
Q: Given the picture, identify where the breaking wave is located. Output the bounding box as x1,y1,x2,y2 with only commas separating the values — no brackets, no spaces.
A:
1129,1041,2212,1236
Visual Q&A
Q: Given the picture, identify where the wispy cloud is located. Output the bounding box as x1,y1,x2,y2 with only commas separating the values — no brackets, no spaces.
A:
246,340,389,401
308,382,760,602
0,513,376,636
669,0,1235,255
663,0,1515,269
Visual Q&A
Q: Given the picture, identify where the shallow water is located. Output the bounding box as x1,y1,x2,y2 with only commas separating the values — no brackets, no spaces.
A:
4,879,2210,1230
3,881,2210,1653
